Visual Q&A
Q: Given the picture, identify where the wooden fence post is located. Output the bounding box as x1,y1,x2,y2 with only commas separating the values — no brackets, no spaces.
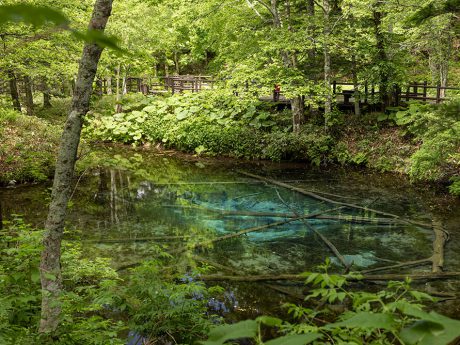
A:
436,84,441,104
333,80,337,94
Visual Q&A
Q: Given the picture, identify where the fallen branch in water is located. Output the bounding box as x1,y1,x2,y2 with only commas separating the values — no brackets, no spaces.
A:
362,258,433,274
238,171,432,229
186,206,345,252
193,256,305,299
274,188,351,271
81,235,191,243
199,271,460,282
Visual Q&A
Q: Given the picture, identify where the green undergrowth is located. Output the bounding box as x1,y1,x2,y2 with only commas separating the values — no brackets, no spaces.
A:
201,260,460,345
0,217,217,344
0,109,61,185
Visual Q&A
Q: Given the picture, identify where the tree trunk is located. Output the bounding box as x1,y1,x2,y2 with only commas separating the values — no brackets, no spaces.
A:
270,0,305,132
291,96,304,133
43,91,52,108
43,79,52,108
115,64,122,113
8,70,21,112
173,51,180,75
24,75,34,116
439,62,448,98
95,77,103,98
323,0,332,123
352,55,361,116
39,0,113,334
372,8,389,108
307,0,314,15
122,76,127,95
106,76,112,95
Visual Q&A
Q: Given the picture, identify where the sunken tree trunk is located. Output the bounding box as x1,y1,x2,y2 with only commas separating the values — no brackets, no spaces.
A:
8,70,21,112
39,0,113,334
24,75,34,116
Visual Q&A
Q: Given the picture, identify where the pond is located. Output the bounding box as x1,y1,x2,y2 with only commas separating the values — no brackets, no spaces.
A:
1,145,460,321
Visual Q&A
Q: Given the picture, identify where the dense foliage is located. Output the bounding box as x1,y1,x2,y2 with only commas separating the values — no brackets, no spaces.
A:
83,92,460,193
201,261,460,345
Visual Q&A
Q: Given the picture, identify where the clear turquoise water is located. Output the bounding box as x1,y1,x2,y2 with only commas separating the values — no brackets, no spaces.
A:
1,146,459,318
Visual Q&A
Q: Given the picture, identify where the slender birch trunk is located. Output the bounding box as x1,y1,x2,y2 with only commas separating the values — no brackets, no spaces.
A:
39,0,113,334
115,64,123,113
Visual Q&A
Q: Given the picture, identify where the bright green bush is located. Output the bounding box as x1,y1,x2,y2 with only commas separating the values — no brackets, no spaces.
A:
395,100,460,192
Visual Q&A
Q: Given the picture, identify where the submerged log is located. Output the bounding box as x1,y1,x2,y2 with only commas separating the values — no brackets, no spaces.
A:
80,235,191,243
274,188,351,271
189,206,345,251
238,171,431,229
362,258,433,274
200,271,460,283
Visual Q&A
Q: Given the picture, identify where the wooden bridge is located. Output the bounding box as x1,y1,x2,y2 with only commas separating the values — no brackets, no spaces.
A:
124,75,215,95
124,75,459,111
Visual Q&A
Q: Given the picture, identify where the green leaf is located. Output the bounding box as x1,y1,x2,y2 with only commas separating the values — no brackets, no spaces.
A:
324,312,396,331
72,29,124,53
256,316,282,327
400,320,445,345
0,4,69,28
264,333,322,345
176,110,190,120
400,310,460,345
200,320,258,345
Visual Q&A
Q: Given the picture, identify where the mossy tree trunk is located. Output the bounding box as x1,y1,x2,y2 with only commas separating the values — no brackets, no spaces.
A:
39,0,113,334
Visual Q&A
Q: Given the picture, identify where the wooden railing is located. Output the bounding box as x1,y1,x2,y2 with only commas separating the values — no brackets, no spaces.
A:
163,75,215,94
